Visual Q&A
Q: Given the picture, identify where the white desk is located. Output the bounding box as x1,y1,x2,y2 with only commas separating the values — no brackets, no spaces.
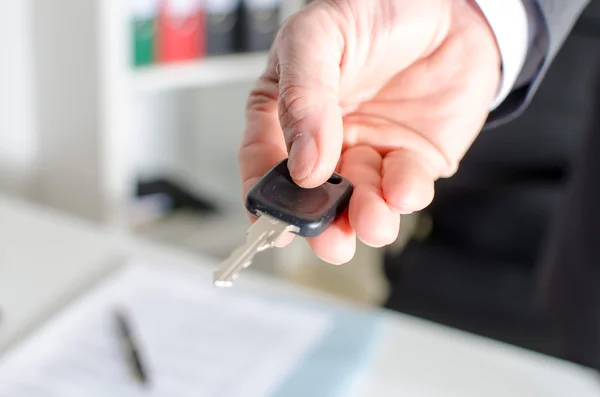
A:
0,194,598,397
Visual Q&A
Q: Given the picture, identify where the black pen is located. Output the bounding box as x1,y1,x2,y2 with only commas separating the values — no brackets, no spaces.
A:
115,308,149,385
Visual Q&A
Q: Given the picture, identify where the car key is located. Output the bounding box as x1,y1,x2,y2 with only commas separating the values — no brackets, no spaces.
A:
213,158,353,287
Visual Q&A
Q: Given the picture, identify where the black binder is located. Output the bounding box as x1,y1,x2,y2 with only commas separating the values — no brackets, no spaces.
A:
205,0,241,55
237,0,281,52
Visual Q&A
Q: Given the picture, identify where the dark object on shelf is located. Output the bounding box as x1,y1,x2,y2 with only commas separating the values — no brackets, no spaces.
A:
136,178,218,214
205,0,240,55
236,0,281,52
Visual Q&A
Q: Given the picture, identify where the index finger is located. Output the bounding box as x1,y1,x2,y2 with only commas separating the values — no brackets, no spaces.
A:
239,51,288,200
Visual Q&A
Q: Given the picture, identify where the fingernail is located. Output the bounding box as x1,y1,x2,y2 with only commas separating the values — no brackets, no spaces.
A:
288,134,317,181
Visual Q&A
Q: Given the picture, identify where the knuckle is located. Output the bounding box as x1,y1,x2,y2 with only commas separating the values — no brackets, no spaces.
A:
277,84,316,141
245,77,278,115
246,90,272,115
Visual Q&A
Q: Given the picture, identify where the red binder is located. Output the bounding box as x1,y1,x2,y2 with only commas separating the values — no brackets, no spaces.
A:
157,0,206,63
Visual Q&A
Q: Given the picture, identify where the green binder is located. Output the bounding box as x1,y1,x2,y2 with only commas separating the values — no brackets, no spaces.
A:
132,18,155,67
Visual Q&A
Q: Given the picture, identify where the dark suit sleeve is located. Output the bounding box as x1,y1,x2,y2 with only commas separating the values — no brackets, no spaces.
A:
485,0,591,128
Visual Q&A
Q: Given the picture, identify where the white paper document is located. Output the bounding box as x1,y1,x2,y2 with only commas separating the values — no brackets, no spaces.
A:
0,260,335,397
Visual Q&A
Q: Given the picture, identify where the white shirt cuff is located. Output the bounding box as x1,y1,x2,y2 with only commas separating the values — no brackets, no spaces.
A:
473,0,530,110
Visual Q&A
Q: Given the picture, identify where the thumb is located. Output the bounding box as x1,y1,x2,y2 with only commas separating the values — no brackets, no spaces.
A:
275,6,344,188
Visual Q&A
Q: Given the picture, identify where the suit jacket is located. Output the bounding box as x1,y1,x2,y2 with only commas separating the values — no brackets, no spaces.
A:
537,67,600,369
480,0,599,369
486,0,591,128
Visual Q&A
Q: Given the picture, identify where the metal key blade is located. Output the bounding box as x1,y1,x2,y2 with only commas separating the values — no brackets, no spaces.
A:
213,214,299,287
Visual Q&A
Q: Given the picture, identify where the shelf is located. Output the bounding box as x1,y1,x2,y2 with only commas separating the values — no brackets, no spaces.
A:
131,52,269,93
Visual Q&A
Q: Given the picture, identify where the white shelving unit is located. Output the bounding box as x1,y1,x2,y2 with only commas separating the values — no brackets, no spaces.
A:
32,0,304,229
132,51,269,93
99,1,270,228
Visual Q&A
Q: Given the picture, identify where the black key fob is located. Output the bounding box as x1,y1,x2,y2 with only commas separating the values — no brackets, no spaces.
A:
245,159,353,238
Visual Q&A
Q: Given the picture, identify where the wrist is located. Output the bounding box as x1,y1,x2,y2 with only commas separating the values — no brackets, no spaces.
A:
469,0,530,109
464,0,502,74
451,0,503,94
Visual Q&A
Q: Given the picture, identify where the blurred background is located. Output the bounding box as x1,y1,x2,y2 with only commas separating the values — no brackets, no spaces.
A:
0,0,599,372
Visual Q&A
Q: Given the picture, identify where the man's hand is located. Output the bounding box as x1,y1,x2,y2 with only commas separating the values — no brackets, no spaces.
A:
238,0,501,264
